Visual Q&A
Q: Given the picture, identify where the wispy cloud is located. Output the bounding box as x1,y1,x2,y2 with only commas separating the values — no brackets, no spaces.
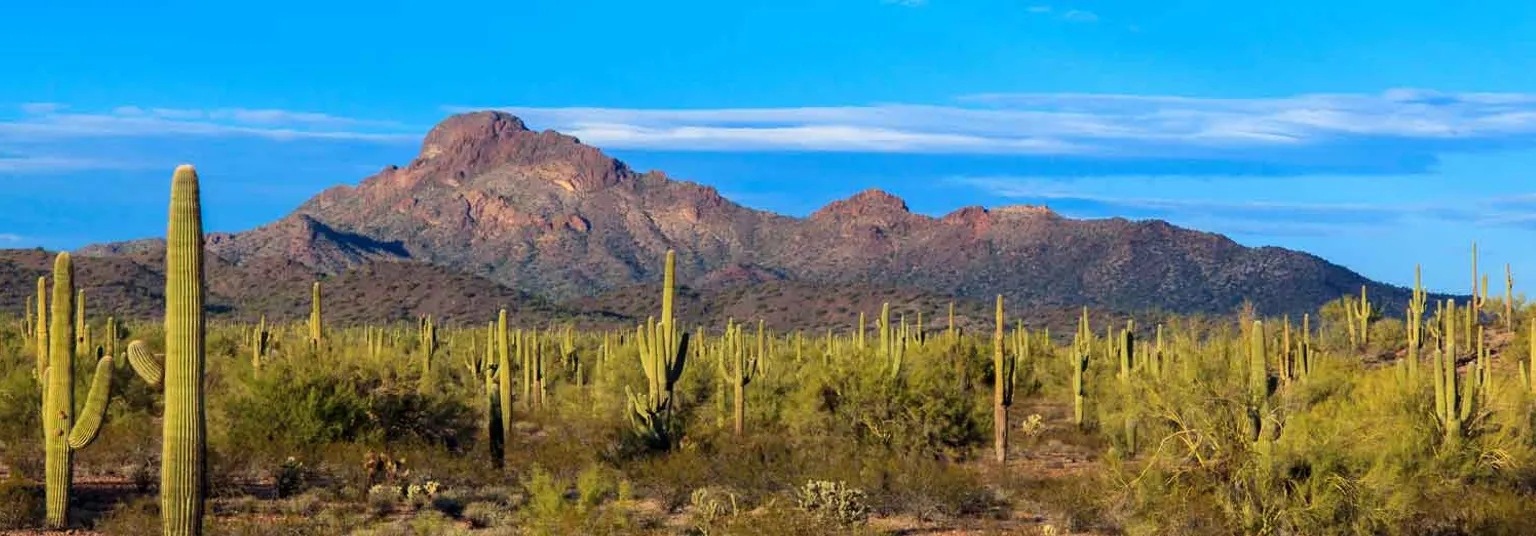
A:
3,104,418,142
1060,9,1098,22
20,103,65,115
0,153,148,173
0,233,23,244
883,0,927,6
1024,5,1098,22
954,175,1536,235
451,89,1536,169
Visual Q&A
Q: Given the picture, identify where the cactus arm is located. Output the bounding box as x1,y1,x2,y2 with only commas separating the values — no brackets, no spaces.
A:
67,355,115,450
127,340,165,389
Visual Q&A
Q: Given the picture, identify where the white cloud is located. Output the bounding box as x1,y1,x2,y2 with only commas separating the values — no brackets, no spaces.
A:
0,233,22,243
4,105,416,142
953,175,1536,231
0,154,146,173
884,0,927,6
449,89,1536,157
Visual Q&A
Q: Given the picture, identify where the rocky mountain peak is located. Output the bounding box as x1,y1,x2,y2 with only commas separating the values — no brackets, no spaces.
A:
812,189,913,219
418,111,531,161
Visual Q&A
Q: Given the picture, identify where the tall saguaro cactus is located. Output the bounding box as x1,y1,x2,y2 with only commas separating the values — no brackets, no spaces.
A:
163,164,208,536
41,253,117,529
993,296,1018,463
309,281,323,348
1071,307,1091,428
627,250,691,448
127,165,209,536
496,309,513,466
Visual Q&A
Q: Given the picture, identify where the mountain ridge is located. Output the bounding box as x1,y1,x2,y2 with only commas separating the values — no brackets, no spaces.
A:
73,110,1423,319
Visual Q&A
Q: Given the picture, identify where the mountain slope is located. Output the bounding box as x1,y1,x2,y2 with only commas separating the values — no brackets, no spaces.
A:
79,110,1419,318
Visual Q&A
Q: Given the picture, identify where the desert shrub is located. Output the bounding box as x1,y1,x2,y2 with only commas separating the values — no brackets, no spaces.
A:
794,480,870,526
464,500,512,528
93,496,161,535
222,366,373,455
0,475,41,530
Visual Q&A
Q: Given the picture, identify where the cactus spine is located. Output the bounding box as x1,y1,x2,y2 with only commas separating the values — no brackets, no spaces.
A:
41,253,117,529
993,296,1018,463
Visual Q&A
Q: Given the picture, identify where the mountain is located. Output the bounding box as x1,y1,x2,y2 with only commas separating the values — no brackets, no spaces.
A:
0,248,609,327
72,110,1420,321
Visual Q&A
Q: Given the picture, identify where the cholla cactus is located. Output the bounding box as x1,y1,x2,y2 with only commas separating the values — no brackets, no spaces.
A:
794,480,870,526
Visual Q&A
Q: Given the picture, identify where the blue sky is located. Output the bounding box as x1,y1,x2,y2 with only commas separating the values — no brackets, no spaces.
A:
4,0,1536,295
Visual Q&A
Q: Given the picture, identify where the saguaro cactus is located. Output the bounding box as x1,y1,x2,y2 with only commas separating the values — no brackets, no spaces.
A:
126,165,209,536
163,164,208,536
309,281,323,347
250,316,270,371
34,277,46,384
627,250,691,448
1406,266,1428,384
41,253,117,529
1071,307,1091,428
1248,320,1271,443
718,322,759,436
993,296,1018,463
496,309,513,466
1344,286,1371,349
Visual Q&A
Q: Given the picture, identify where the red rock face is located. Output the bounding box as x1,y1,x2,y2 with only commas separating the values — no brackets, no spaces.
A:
78,111,1414,317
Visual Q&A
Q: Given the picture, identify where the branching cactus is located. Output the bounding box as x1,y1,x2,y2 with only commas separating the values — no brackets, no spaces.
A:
123,165,208,535
1433,299,1477,446
1071,307,1091,428
40,253,117,529
718,322,759,436
993,296,1018,463
626,250,691,448
1344,286,1371,350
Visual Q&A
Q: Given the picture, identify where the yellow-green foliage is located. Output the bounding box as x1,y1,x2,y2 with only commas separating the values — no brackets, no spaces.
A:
5,208,1536,534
